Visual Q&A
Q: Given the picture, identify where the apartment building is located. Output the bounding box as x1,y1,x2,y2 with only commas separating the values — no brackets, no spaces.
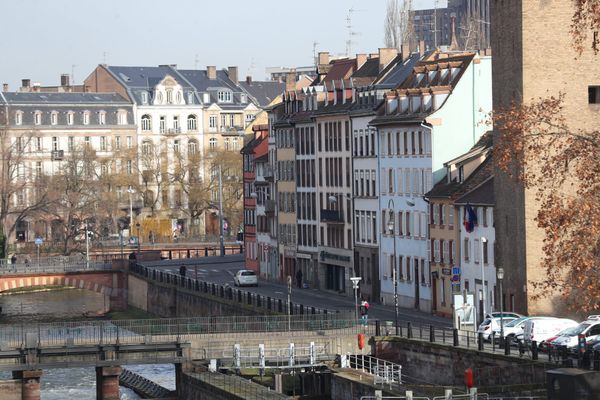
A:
370,50,492,311
0,91,135,244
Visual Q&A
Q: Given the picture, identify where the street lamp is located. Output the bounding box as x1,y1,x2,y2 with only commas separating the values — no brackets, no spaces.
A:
480,236,487,322
497,267,505,347
350,277,362,324
127,186,135,239
218,165,225,257
85,220,90,269
387,198,399,336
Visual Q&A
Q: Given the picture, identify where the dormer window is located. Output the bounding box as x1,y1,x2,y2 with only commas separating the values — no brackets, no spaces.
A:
67,111,74,126
15,111,23,125
176,91,182,104
166,89,173,104
188,92,194,104
98,111,106,125
83,111,90,125
218,91,232,103
117,110,127,125
51,112,58,125
34,111,42,125
141,92,148,104
240,94,247,104
156,92,163,104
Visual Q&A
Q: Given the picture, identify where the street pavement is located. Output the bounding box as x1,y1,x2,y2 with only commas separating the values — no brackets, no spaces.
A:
141,255,451,327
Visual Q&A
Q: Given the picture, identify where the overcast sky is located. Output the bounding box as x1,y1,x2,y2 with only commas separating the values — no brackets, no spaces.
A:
0,0,437,90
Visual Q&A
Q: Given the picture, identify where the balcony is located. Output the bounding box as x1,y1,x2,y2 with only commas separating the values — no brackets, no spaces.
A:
263,165,274,181
320,209,344,223
265,200,276,213
164,128,181,135
220,126,244,135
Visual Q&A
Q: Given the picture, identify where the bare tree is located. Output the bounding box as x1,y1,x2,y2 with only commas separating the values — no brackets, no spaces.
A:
457,12,487,50
136,141,166,216
0,129,51,257
384,0,414,50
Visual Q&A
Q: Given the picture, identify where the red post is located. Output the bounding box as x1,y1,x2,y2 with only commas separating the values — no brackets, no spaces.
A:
358,333,365,350
464,367,474,389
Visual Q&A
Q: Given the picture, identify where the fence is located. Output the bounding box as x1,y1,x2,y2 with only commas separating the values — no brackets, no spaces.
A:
130,263,340,316
345,354,402,390
0,262,112,275
188,371,286,400
0,314,364,349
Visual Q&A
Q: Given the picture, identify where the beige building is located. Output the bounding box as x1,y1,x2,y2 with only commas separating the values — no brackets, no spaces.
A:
491,1,600,315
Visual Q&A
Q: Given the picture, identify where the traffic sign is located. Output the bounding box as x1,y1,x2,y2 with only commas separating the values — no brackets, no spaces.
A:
34,238,43,246
451,274,460,282
452,266,460,275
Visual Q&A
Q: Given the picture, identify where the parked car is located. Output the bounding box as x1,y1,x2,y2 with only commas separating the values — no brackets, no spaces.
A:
523,317,579,347
233,270,258,287
478,316,518,341
550,316,600,352
486,312,523,320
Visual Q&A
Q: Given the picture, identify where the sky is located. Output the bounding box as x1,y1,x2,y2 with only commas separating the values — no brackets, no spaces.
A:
0,0,437,90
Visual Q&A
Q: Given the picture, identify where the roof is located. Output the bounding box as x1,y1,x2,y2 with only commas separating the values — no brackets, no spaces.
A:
239,80,285,107
240,135,265,154
178,69,239,92
454,176,495,206
373,53,423,89
353,58,380,78
322,58,356,83
0,92,129,105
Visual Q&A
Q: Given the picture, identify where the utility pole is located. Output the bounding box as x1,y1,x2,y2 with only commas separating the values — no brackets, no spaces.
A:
218,165,225,257
85,221,90,269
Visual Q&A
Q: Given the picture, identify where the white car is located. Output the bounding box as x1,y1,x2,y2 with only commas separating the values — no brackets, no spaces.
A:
550,316,600,351
233,270,258,287
523,317,578,346
486,312,523,320
478,317,517,340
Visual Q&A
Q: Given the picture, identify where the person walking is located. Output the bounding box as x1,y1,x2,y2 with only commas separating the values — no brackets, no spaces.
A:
296,268,303,289
360,299,370,326
179,265,187,277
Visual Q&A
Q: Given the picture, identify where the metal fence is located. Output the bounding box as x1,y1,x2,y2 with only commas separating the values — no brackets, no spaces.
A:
0,314,365,349
0,262,112,275
345,354,402,390
189,371,286,400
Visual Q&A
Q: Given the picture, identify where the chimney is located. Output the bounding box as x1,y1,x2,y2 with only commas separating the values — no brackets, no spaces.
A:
318,52,330,66
401,44,410,61
449,16,459,50
285,71,296,92
246,76,252,84
419,40,426,56
228,66,239,85
21,79,31,91
2,83,7,92
207,66,217,80
378,48,398,72
32,83,41,92
60,74,70,87
356,54,368,70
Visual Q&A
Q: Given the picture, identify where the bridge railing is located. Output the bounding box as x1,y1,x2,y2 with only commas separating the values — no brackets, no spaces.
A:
0,314,368,350
0,262,112,275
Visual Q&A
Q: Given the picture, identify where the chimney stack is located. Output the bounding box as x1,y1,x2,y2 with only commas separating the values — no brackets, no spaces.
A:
32,83,41,92
246,76,252,84
207,66,217,80
378,48,398,72
2,83,7,92
21,79,31,91
419,40,426,56
401,44,410,61
285,71,296,92
318,52,330,66
228,66,239,85
60,74,70,87
356,54,368,70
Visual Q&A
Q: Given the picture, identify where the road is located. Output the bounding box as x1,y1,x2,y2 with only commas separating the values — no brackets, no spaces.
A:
141,255,451,327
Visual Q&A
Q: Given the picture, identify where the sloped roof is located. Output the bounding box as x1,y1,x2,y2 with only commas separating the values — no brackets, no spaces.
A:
426,153,494,199
322,59,356,83
239,80,285,107
373,53,423,89
0,92,129,104
455,176,495,206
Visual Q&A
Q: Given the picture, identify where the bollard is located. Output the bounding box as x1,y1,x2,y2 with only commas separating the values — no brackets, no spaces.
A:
444,389,452,400
278,299,283,313
478,332,484,351
453,329,459,346
531,341,538,360
405,390,413,400
407,322,413,339
204,247,208,257
504,335,511,355
375,320,381,336
430,325,435,343
593,350,600,371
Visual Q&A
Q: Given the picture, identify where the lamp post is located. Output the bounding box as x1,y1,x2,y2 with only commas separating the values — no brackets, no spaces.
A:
85,220,90,269
218,165,225,257
387,198,399,336
350,277,362,324
497,267,505,347
480,236,487,321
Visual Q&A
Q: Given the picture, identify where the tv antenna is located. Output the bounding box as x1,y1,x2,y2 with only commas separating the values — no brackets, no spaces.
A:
345,7,364,56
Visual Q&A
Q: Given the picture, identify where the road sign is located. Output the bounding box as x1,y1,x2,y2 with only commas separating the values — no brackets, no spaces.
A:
451,274,460,282
452,266,460,275
34,238,43,246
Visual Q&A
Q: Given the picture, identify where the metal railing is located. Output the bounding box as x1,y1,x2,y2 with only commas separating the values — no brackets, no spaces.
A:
0,261,112,275
222,342,329,369
0,314,364,350
189,371,286,400
346,354,402,390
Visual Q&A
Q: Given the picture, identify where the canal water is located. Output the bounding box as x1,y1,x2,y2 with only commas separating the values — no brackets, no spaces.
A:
0,289,176,399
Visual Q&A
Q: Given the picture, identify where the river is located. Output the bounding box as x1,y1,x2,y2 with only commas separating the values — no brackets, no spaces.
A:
0,289,175,399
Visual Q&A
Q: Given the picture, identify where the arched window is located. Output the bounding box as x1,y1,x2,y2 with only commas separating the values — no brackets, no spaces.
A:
142,140,153,155
51,111,58,125
83,111,90,125
141,115,151,131
98,111,106,125
187,114,197,131
188,139,198,155
156,92,163,104
209,138,217,149
34,111,42,125
67,111,74,125
176,91,182,104
14,111,23,125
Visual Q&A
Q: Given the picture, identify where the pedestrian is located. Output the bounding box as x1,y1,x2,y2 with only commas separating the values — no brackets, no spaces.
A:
179,264,187,277
10,254,16,265
296,268,303,289
360,299,370,325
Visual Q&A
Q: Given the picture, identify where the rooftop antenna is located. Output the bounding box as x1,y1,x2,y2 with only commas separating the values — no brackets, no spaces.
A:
433,0,439,48
312,41,319,68
194,54,199,70
248,57,255,78
71,64,76,85
345,7,364,56
102,51,107,64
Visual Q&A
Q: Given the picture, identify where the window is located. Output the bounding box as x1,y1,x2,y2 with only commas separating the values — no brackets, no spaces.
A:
35,137,42,152
589,86,600,104
126,160,132,174
98,111,106,125
127,136,133,148
15,111,23,125
209,115,217,129
173,116,180,131
15,137,23,152
166,89,173,104
433,239,440,262
187,114,197,131
159,116,166,133
35,161,42,178
187,92,193,104
209,138,217,149
483,240,489,264
188,140,197,155
218,91,232,102
141,92,148,104
114,136,121,150
83,111,90,125
51,112,58,125
173,140,180,153
142,141,153,155
141,115,151,131
68,136,74,151
52,137,58,151
67,112,74,125
100,136,107,151
34,111,41,125
229,114,235,127
84,136,90,147
464,238,470,261
118,110,127,125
